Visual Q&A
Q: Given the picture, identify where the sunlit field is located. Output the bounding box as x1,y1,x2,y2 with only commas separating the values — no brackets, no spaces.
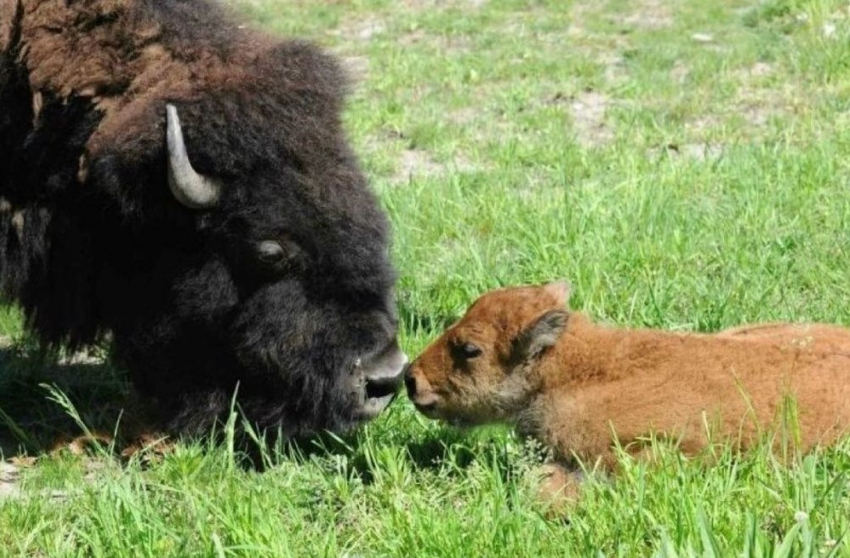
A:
1,0,849,555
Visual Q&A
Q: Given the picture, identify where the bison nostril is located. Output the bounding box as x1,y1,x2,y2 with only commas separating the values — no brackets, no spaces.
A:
364,371,403,400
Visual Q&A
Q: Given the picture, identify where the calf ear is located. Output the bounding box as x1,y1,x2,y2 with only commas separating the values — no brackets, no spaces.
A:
543,280,571,307
511,310,569,363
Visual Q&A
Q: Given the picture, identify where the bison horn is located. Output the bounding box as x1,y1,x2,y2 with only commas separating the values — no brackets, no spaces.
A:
166,104,222,209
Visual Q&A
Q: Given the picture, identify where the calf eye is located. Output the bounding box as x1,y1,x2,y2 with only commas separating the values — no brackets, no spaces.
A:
460,343,482,359
256,240,286,264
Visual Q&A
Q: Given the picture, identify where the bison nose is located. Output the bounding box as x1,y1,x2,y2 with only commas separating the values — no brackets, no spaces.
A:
364,365,405,400
356,341,407,420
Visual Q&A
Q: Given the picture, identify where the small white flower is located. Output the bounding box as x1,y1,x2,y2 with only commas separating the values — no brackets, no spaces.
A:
794,510,809,523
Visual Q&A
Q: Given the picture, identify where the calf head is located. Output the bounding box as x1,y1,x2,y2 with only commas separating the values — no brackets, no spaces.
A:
405,282,571,425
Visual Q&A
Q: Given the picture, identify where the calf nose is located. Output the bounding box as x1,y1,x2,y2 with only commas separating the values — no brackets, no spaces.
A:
403,363,416,396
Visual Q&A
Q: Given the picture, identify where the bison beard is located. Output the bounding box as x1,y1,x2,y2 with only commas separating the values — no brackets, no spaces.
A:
0,0,406,436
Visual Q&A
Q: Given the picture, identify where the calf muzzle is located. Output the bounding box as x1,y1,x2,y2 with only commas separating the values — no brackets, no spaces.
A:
403,364,440,416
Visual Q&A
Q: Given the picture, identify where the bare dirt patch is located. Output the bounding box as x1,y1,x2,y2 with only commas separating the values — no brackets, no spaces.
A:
0,432,170,500
622,0,673,29
340,55,370,83
400,28,429,46
736,92,792,127
0,461,21,499
333,18,385,42
0,456,114,502
566,3,632,84
401,0,489,9
545,89,616,147
747,62,774,78
447,106,480,126
671,61,689,84
733,66,798,128
686,114,721,134
649,142,724,162
391,149,477,185
603,55,627,84
679,63,794,135
397,149,443,182
566,90,614,147
567,1,595,37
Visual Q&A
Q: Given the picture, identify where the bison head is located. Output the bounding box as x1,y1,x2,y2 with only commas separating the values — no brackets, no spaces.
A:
84,42,406,436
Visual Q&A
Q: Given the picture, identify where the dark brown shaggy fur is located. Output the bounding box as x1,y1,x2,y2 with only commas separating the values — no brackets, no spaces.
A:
1,0,404,436
406,283,850,501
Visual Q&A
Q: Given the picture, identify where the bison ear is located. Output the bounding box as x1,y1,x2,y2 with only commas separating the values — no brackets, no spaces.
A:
511,309,569,363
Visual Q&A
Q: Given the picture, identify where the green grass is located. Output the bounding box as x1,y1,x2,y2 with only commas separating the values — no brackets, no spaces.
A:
2,0,850,555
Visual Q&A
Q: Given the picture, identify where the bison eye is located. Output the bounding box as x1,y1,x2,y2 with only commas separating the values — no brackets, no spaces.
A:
459,343,482,359
256,240,286,264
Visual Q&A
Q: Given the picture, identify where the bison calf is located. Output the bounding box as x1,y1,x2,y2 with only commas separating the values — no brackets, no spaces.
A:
405,282,850,502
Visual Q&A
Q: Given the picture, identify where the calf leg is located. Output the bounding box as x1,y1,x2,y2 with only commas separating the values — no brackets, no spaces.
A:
535,461,586,514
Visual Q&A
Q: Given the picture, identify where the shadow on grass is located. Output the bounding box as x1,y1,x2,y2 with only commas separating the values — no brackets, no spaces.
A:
403,428,482,470
0,339,143,458
0,338,420,472
273,419,535,488
0,334,521,487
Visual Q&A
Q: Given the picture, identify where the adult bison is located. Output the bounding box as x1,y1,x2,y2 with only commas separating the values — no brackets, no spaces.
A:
0,0,406,436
